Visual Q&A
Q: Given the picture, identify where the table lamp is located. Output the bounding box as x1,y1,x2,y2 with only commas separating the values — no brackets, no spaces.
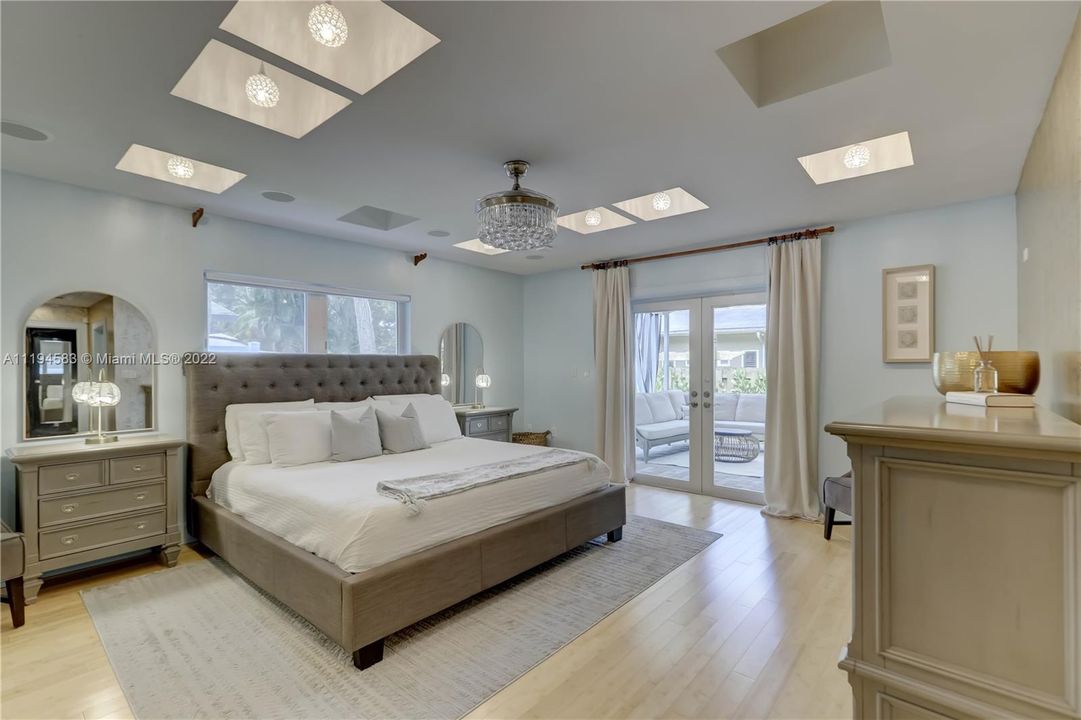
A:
474,370,491,408
72,369,121,444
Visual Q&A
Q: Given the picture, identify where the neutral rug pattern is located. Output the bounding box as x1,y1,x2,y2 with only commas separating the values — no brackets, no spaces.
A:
82,515,720,720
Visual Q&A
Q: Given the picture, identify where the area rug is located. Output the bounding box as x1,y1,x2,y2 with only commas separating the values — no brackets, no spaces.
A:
82,515,720,720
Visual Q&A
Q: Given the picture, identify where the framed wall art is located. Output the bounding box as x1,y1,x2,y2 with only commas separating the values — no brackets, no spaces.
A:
882,264,935,362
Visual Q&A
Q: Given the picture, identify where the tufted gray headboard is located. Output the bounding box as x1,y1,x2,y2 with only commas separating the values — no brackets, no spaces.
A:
184,353,440,496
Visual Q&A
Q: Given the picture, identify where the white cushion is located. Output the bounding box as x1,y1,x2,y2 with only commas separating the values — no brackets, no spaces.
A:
330,407,382,462
664,390,686,420
376,403,430,453
634,394,653,425
314,400,378,411
735,393,766,423
408,395,462,444
636,420,690,441
644,392,677,423
372,393,440,404
226,399,314,462
712,393,739,422
265,411,332,467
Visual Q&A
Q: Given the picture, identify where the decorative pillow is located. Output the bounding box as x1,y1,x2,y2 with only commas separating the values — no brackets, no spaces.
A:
634,394,653,424
330,408,382,462
226,399,314,462
385,395,461,444
644,392,678,423
265,411,332,467
665,390,687,420
376,404,430,454
315,399,394,412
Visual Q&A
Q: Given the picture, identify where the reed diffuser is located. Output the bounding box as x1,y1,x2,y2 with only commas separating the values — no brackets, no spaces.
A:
972,335,999,393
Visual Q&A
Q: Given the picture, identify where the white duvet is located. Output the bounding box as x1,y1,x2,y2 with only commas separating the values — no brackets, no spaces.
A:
208,437,611,573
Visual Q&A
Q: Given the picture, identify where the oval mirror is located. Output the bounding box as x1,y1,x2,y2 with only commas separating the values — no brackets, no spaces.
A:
438,322,483,405
23,292,155,440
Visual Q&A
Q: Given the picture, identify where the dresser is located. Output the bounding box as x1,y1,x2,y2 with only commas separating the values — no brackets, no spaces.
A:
7,435,184,602
826,397,1081,720
455,406,517,442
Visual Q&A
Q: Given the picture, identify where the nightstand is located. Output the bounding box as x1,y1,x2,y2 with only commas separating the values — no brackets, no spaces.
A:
6,434,183,603
455,406,517,442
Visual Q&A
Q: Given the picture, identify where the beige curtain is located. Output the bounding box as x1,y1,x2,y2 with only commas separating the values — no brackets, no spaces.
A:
593,264,635,484
763,236,822,519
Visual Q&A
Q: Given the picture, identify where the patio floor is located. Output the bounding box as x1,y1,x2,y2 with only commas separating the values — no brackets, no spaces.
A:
635,441,765,495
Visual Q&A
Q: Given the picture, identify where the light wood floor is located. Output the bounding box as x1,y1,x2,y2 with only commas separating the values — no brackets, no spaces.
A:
0,485,852,720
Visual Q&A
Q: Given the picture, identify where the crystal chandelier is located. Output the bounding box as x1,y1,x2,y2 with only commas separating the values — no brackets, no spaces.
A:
166,155,194,179
584,209,602,227
246,64,280,108
476,161,558,251
308,2,348,48
843,144,871,169
652,191,672,211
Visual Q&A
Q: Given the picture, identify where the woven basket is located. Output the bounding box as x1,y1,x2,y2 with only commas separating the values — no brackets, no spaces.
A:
512,430,551,447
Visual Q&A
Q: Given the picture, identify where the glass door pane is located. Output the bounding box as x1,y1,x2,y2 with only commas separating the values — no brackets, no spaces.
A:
700,294,767,504
632,301,702,493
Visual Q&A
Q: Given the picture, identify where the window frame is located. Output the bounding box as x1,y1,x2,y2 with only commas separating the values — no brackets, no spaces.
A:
204,271,411,355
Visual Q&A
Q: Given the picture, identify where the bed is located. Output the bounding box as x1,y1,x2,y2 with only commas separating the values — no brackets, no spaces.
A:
185,353,625,670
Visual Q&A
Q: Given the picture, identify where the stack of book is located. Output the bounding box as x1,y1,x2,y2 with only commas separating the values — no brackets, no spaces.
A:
945,391,1035,408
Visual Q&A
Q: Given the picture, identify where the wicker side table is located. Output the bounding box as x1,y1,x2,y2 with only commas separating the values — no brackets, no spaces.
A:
713,429,760,463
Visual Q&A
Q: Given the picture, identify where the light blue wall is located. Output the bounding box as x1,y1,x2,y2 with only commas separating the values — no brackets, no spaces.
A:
1,171,525,524
523,195,1019,483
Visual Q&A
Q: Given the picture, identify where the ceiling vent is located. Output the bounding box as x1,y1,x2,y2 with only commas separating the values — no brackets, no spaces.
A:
337,205,419,231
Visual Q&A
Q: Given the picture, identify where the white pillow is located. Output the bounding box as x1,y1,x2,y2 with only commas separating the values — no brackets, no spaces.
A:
315,400,378,411
225,399,314,461
372,394,441,406
265,411,332,467
399,395,462,443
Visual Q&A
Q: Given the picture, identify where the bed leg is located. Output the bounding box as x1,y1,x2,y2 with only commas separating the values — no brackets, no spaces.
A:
607,527,623,543
352,638,385,670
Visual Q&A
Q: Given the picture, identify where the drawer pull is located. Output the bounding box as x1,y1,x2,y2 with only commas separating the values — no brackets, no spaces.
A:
61,503,78,514
65,472,80,481
134,492,148,501
131,464,144,472
61,534,79,546
135,521,148,530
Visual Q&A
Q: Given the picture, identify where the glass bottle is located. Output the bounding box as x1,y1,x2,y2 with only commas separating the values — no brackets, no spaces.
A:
973,359,999,393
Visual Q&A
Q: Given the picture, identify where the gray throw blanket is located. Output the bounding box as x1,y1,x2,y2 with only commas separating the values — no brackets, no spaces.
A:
377,449,599,515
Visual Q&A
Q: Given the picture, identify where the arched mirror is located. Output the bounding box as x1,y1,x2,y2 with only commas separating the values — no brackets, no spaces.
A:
24,292,155,440
438,322,483,405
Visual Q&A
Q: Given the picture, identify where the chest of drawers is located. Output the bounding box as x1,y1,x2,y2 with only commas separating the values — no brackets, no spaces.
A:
7,435,183,602
454,406,517,442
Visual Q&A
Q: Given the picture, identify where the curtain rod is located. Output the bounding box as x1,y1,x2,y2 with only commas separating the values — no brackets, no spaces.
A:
580,225,835,270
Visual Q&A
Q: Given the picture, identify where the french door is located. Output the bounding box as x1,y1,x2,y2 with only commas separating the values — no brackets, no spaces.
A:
632,294,767,504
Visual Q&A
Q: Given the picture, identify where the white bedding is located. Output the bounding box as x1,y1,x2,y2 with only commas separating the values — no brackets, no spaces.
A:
208,437,611,573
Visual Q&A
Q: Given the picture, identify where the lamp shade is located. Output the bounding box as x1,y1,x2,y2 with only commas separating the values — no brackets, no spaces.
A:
475,373,492,389
71,374,122,407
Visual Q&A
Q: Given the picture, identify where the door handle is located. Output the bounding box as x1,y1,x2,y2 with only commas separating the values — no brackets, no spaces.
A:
689,401,699,408
689,390,698,398
704,402,712,409
703,390,712,399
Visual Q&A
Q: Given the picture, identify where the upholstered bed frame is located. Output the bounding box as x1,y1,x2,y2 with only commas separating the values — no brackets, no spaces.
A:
185,353,625,670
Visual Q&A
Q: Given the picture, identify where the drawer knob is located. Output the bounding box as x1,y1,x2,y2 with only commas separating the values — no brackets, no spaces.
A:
65,472,80,481
61,503,78,513
131,464,144,472
135,492,148,501
61,534,79,546
135,522,148,530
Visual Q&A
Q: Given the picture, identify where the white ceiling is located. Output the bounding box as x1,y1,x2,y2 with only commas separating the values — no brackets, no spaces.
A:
2,1,1077,275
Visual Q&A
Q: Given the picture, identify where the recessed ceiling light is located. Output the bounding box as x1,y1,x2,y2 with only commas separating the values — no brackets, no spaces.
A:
584,209,603,227
613,187,708,222
843,145,871,169
1,121,49,141
558,207,636,234
308,2,348,48
262,191,295,202
116,144,245,194
427,229,450,237
798,132,913,184
171,40,350,139
245,64,280,108
167,155,195,179
453,239,509,255
220,1,439,96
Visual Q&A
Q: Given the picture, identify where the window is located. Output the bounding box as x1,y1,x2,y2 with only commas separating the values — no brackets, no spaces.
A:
206,273,408,354
742,350,758,369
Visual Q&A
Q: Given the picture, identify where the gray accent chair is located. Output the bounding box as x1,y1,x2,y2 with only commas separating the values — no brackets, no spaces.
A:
821,472,853,540
2,521,26,627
